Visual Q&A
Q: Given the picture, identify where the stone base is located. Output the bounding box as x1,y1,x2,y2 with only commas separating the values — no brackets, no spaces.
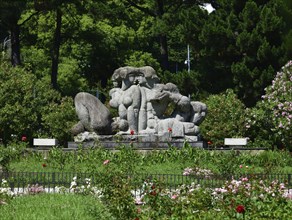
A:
70,132,206,149
68,140,206,150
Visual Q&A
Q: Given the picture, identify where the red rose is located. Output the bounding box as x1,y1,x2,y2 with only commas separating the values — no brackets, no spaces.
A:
236,205,245,213
168,127,172,132
130,130,135,135
21,136,27,142
207,141,212,145
42,163,47,167
150,190,157,196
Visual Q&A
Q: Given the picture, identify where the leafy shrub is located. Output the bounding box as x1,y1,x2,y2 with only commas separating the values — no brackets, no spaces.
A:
245,61,292,150
124,51,162,73
0,179,15,205
58,57,90,97
139,180,175,219
200,89,246,146
136,177,292,219
41,97,76,146
0,141,26,172
212,178,292,219
97,158,137,219
0,62,76,145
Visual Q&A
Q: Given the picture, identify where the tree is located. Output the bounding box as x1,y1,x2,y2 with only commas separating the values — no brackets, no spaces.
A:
23,0,141,93
0,0,31,66
51,7,62,90
195,0,290,106
34,0,68,90
0,61,76,145
20,0,90,95
123,0,210,71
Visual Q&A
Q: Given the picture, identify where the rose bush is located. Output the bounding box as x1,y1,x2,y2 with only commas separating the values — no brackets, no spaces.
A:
135,177,292,219
0,179,15,205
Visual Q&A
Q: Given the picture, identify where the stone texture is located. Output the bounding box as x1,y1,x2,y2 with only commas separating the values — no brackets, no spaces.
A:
72,92,112,135
72,66,207,144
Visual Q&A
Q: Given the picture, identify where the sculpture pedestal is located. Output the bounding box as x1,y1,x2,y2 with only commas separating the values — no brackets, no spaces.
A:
69,132,206,150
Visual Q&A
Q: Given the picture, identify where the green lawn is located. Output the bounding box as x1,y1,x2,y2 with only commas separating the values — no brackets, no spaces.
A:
0,193,114,220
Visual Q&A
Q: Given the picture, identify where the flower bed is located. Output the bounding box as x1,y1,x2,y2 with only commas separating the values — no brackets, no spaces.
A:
1,172,292,219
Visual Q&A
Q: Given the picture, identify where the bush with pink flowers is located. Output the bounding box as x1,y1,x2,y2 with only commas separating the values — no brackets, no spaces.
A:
245,61,292,150
133,177,292,219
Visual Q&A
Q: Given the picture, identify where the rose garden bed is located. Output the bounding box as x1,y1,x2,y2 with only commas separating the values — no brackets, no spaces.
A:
1,145,292,219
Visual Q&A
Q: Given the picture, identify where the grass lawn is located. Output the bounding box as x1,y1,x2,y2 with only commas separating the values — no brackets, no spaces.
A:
0,193,114,220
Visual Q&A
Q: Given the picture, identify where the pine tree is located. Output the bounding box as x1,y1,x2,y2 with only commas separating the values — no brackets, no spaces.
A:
195,0,290,106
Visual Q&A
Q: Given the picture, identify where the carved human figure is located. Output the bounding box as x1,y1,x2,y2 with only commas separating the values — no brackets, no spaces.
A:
71,92,112,135
143,83,198,136
109,66,159,134
72,66,207,138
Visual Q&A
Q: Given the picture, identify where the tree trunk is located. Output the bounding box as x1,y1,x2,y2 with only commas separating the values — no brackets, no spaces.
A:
51,8,62,90
10,24,21,66
156,0,169,71
159,34,169,71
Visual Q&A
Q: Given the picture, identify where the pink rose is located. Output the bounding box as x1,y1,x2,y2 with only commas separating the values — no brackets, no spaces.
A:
103,159,110,165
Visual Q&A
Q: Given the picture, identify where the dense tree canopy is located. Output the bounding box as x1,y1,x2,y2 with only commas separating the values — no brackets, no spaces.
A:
0,0,291,144
192,0,291,106
1,0,290,103
0,0,292,146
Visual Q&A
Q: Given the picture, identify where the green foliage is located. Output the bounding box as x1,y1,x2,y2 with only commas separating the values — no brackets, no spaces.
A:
96,157,137,219
1,0,291,107
0,193,114,220
0,62,40,142
213,151,242,176
253,150,292,173
137,175,292,219
245,61,292,150
140,180,174,219
47,147,68,170
196,0,289,106
169,186,213,219
0,141,26,172
0,62,76,145
41,96,76,145
124,51,161,73
0,178,15,205
21,47,51,78
3,145,292,219
212,178,292,219
200,89,247,146
244,103,275,148
9,145,292,176
57,57,90,96
160,70,203,98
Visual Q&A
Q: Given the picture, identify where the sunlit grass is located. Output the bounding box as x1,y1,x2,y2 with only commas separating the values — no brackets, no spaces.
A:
0,193,114,220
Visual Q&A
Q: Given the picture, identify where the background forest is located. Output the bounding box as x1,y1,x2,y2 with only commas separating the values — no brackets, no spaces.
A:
0,0,291,149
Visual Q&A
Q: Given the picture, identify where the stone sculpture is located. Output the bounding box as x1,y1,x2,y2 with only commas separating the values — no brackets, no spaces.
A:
72,66,207,142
